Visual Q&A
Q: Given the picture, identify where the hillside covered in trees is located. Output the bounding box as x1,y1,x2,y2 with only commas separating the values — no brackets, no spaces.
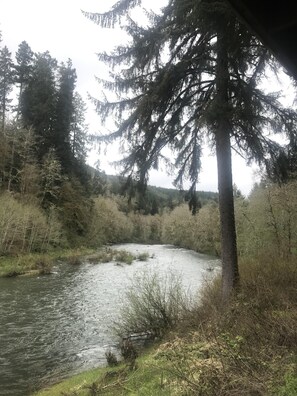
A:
0,33,296,269
0,34,220,260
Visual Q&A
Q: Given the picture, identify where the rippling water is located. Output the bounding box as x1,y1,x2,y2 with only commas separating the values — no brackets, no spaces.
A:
0,244,219,395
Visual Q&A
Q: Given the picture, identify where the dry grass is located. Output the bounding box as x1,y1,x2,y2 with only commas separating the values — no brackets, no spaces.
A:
168,256,297,395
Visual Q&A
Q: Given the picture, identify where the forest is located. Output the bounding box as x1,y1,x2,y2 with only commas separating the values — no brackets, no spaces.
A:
0,35,296,275
0,0,297,394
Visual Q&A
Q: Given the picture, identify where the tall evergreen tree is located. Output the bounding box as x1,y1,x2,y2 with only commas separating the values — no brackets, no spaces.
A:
85,0,297,300
15,41,34,119
0,46,15,131
54,59,77,172
70,92,88,164
20,51,57,161
6,42,34,191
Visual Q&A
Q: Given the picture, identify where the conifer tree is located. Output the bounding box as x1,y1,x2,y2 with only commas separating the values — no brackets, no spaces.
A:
20,51,57,161
6,42,34,191
85,0,297,300
54,59,77,172
15,41,34,119
70,92,88,164
0,46,15,131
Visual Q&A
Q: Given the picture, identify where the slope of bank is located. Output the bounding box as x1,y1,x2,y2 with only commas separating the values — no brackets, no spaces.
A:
0,248,96,277
33,257,297,396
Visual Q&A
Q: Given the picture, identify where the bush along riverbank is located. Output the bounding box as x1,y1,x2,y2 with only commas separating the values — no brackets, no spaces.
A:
0,247,150,278
0,248,96,278
34,257,297,396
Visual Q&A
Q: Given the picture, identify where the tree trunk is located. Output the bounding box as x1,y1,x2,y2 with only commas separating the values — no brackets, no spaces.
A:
215,28,239,302
1,96,6,133
215,124,239,301
7,133,16,192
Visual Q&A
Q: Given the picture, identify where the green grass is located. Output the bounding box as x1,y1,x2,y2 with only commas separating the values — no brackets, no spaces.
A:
114,249,134,265
277,373,297,396
86,248,141,265
0,254,49,277
86,248,115,264
0,247,150,277
136,252,150,261
0,247,96,277
33,367,106,396
33,349,172,396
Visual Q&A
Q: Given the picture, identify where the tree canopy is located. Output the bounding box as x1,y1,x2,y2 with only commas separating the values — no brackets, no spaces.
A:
85,0,297,300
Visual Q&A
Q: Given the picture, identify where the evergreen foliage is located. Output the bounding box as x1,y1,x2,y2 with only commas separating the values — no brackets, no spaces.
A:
70,92,88,164
0,34,93,248
20,51,58,160
15,41,34,118
0,45,15,131
54,59,77,172
85,0,297,299
19,51,88,179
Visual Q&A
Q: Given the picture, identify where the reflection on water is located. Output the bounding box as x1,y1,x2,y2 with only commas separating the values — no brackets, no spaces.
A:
0,244,219,395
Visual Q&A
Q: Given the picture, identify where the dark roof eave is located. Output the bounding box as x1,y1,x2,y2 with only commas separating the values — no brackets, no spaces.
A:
227,0,297,80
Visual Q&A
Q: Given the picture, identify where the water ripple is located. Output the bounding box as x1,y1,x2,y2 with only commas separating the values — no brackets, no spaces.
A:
0,244,219,395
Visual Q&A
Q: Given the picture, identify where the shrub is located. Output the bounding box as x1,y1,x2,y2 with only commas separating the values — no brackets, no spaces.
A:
136,252,149,261
128,213,152,243
87,248,114,263
114,269,191,338
0,193,63,255
87,248,135,264
67,255,82,266
35,257,53,275
236,181,297,260
105,349,119,367
120,339,138,362
161,202,220,255
171,256,297,395
114,249,134,264
88,197,133,246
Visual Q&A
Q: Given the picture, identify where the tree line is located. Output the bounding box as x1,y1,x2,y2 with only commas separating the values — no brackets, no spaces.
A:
0,37,88,187
0,35,101,249
0,30,219,256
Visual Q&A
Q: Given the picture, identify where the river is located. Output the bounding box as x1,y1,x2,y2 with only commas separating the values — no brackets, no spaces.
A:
0,244,220,395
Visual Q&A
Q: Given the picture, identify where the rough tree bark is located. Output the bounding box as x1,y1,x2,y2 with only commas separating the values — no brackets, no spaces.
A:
215,27,239,301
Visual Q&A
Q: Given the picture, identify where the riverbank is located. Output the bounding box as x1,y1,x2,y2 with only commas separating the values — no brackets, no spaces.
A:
0,246,154,278
1,244,217,396
33,256,297,396
0,247,96,277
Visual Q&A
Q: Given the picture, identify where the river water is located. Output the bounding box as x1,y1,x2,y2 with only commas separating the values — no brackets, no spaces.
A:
0,244,219,395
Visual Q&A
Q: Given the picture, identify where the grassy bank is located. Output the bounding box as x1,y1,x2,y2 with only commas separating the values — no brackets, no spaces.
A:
33,256,297,396
0,247,96,277
0,247,150,277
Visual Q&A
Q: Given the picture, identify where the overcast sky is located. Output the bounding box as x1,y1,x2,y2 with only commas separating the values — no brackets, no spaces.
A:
0,0,294,195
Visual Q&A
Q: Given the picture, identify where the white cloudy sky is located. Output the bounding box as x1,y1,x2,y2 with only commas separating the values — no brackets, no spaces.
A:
0,0,294,195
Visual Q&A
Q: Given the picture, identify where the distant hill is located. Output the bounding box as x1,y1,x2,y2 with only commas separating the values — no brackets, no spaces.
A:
86,166,218,214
